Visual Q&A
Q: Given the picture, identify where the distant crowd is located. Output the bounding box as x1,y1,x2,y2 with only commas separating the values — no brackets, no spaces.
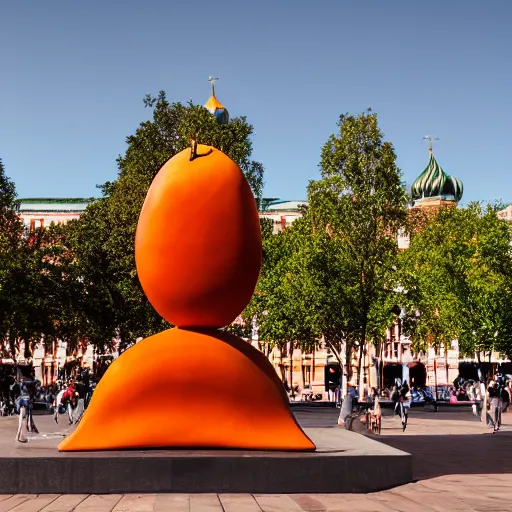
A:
0,365,97,442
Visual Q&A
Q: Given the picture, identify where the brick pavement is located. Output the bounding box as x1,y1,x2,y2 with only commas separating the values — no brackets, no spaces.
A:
1,479,512,512
374,407,512,481
1,408,511,511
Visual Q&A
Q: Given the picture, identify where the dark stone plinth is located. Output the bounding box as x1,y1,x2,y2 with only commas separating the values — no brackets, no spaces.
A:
0,413,412,494
0,450,411,494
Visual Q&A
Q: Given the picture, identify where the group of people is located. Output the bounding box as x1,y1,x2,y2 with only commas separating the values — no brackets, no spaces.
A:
390,374,511,434
0,365,96,443
52,375,95,426
471,373,511,433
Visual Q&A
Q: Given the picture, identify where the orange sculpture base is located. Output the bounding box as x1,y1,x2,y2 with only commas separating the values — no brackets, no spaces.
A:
58,328,315,452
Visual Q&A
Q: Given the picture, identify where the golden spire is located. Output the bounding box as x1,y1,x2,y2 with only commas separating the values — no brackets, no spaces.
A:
205,76,229,124
208,76,218,97
423,135,439,153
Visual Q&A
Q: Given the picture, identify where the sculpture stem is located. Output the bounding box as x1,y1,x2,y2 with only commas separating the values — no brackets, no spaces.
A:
190,139,213,161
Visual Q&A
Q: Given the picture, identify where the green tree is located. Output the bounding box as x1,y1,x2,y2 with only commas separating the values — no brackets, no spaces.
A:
73,92,265,351
400,203,512,374
246,209,392,391
36,222,90,354
1,219,86,359
244,215,321,389
0,159,22,244
0,165,98,359
308,111,408,396
0,159,23,288
0,159,25,357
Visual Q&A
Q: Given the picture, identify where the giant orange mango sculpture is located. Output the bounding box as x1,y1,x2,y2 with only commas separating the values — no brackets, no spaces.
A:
59,142,315,452
135,144,261,328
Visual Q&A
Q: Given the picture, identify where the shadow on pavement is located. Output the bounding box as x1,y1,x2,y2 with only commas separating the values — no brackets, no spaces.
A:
378,431,512,480
294,406,512,481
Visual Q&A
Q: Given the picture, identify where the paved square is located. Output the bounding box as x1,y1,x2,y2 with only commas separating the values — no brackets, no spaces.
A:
1,407,511,510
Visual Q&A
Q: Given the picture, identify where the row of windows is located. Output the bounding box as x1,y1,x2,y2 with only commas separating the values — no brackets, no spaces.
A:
25,219,66,232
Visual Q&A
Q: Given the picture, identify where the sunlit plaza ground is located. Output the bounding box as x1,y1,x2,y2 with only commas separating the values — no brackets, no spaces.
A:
1,407,512,511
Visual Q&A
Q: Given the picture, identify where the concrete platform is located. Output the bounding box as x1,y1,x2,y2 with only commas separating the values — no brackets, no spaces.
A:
0,413,411,494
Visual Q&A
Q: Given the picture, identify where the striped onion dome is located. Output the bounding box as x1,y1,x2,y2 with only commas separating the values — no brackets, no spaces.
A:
204,79,229,125
411,150,463,203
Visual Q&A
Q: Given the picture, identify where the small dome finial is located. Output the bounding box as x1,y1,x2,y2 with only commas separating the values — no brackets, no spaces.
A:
205,76,229,125
423,135,439,153
208,76,218,97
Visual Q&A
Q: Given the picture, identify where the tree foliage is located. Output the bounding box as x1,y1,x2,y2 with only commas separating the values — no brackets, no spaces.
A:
71,92,265,351
307,111,408,389
0,159,24,356
400,203,512,359
0,161,86,357
246,215,318,350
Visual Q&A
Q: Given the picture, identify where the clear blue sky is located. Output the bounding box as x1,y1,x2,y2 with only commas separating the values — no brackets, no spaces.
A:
1,1,510,204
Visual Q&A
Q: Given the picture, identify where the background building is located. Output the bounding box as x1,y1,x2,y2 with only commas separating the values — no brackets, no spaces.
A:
17,198,91,231
11,145,509,395
498,204,512,222
259,199,307,233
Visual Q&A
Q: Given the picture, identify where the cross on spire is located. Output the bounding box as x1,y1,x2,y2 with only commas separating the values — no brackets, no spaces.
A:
208,76,219,97
423,135,439,152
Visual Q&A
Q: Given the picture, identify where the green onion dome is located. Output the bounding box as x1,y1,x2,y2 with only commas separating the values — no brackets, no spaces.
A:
411,150,463,203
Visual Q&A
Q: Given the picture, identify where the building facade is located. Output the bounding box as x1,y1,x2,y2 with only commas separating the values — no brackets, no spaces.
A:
17,198,91,231
8,196,307,383
498,204,512,222
8,131,508,393
259,200,307,233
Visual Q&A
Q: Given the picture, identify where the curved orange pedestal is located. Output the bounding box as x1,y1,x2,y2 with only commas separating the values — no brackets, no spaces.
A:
58,328,315,452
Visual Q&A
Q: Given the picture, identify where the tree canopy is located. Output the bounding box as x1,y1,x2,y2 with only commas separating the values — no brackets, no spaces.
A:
308,111,408,393
70,92,265,351
0,160,25,356
244,112,408,394
399,203,512,361
3,100,512,386
0,172,88,358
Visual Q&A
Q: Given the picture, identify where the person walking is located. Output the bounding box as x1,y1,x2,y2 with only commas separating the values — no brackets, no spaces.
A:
14,375,38,442
479,379,488,425
504,381,512,413
54,385,67,424
488,378,501,433
74,379,86,424
26,373,40,434
501,383,510,414
391,385,400,416
469,382,480,417
398,381,411,431
14,380,31,443
63,379,77,425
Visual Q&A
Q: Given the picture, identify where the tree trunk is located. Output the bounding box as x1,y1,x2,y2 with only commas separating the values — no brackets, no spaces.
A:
346,340,352,394
358,318,368,401
289,342,294,400
377,339,383,391
9,331,16,361
445,342,449,387
312,346,316,383
279,344,284,381
324,337,343,366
